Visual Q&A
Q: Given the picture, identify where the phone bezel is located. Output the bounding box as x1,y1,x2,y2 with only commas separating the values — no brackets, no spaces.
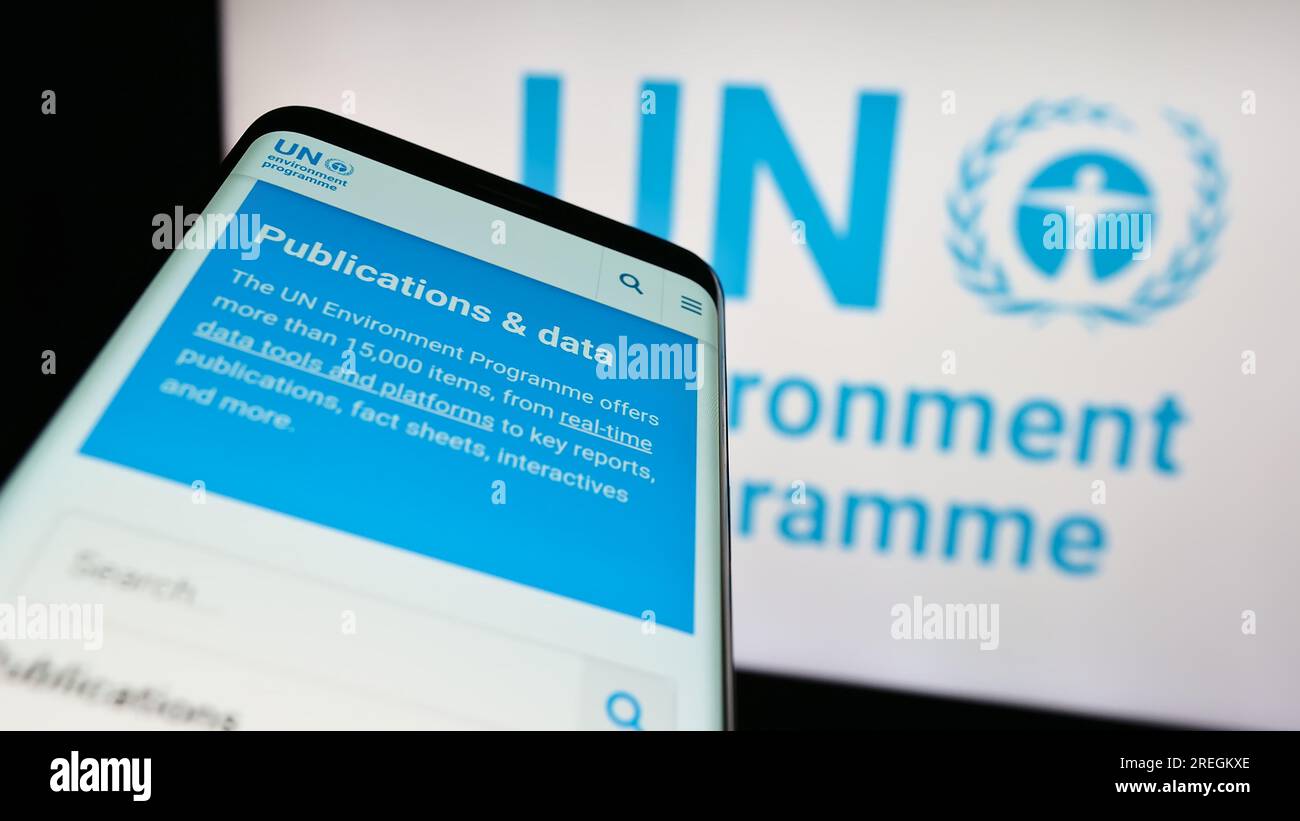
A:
225,107,734,730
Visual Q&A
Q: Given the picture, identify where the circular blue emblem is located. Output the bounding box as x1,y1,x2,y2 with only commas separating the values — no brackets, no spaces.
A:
324,157,354,176
1016,152,1154,283
946,99,1226,325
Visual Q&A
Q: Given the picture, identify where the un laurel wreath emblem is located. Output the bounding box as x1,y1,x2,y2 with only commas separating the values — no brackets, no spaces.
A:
946,98,1227,325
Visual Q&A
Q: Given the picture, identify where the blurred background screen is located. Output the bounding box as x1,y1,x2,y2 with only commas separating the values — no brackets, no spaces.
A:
215,0,1298,728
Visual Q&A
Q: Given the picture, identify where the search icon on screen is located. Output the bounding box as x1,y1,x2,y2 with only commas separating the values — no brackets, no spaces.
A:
605,691,643,731
619,272,643,294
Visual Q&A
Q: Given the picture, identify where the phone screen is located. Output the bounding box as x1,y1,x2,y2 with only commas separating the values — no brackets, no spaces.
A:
0,127,727,730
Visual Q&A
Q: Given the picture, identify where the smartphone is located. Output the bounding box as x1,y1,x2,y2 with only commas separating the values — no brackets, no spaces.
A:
0,108,731,730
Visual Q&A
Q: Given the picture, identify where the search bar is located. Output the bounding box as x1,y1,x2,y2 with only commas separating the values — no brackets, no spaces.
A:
15,512,677,730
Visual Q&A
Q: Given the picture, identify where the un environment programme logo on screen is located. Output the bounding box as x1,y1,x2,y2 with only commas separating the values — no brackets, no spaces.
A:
519,75,898,311
261,138,355,191
947,99,1227,325
520,78,1224,327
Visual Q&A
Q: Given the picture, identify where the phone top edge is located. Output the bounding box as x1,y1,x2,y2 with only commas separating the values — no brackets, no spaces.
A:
228,106,726,317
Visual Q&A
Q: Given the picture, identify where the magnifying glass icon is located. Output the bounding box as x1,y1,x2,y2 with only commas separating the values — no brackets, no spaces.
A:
605,691,643,731
619,272,644,294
